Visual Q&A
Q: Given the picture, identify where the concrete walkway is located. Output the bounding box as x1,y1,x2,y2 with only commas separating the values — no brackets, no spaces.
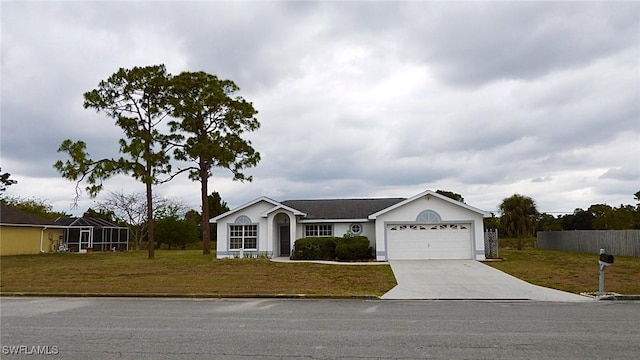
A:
270,257,387,265
381,260,592,302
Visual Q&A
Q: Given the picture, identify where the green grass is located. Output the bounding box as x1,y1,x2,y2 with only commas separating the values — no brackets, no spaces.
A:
0,251,397,296
2,243,639,297
486,239,640,295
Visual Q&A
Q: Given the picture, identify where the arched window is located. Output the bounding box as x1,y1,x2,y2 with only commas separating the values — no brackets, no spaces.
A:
230,216,257,250
416,210,441,223
235,215,252,224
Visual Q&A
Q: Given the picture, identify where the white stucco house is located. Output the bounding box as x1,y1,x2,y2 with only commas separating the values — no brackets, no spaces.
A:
212,189,490,261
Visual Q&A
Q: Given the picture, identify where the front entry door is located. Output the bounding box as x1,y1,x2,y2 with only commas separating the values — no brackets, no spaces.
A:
80,230,91,251
279,225,290,256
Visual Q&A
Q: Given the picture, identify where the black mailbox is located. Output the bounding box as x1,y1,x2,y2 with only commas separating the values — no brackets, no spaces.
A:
599,253,614,265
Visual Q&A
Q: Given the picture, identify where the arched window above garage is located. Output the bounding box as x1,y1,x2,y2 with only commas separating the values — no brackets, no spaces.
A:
416,210,441,223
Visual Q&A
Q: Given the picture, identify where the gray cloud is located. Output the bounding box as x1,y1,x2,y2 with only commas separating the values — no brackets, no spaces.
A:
1,1,638,216
400,2,639,86
599,166,640,182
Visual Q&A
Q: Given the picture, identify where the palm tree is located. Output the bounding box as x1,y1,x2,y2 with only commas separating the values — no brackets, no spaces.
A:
499,194,540,250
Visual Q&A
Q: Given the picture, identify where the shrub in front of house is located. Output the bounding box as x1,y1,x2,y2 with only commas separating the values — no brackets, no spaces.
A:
335,236,373,261
291,236,373,261
291,237,338,260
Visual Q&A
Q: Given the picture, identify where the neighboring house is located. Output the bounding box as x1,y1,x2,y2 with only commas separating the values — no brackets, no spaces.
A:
0,204,65,255
212,189,490,261
54,217,129,253
0,204,130,255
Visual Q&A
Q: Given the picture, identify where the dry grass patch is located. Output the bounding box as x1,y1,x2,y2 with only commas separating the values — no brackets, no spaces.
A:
0,251,397,296
486,248,640,295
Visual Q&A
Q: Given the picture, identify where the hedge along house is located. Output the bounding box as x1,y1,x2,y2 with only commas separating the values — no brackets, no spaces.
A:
0,204,66,255
53,217,129,253
212,189,490,261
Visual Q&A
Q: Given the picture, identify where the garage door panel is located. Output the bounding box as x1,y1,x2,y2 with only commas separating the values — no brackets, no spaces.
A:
387,224,471,260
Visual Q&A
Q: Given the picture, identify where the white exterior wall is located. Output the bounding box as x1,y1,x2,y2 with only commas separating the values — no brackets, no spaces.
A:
333,223,352,238
334,222,376,246
215,200,275,259
294,222,303,240
360,222,376,246
293,221,376,246
374,196,486,261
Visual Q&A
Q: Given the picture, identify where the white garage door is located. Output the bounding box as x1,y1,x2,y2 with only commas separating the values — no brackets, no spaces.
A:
387,224,472,260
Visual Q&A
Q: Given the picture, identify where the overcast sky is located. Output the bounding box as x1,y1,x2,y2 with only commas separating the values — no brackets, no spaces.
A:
1,1,639,217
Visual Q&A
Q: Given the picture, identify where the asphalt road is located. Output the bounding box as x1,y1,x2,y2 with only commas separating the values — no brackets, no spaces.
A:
1,297,638,359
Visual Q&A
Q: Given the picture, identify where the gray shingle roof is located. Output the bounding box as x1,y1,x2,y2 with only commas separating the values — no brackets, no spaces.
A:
281,198,405,220
0,204,58,226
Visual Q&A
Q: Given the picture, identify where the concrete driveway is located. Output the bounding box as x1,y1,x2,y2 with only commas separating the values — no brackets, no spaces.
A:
381,260,591,301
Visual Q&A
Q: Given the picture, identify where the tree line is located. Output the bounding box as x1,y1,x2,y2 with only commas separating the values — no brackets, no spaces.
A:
0,190,229,251
484,191,640,249
85,190,229,250
538,201,640,231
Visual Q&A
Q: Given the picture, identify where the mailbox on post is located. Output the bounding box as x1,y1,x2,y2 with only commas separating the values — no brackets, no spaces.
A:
598,249,614,296
599,252,614,266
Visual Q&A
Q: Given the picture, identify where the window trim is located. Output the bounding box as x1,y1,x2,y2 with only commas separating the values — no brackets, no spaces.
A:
304,224,333,237
416,209,442,223
228,216,259,250
349,223,363,235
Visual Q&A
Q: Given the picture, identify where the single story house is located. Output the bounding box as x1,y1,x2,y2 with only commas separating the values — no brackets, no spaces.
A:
212,189,490,261
0,204,66,255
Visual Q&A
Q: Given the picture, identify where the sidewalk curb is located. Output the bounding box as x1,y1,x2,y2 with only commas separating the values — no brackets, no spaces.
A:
580,292,640,301
598,295,640,301
3,292,638,301
0,292,381,300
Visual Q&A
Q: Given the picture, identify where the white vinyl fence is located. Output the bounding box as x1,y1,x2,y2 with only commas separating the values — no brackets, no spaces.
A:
537,230,640,257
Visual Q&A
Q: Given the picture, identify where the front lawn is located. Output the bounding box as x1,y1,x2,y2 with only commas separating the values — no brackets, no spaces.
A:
486,248,640,295
3,246,638,297
0,251,397,296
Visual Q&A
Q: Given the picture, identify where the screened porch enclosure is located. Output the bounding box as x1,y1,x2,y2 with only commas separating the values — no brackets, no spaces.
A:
55,217,129,253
